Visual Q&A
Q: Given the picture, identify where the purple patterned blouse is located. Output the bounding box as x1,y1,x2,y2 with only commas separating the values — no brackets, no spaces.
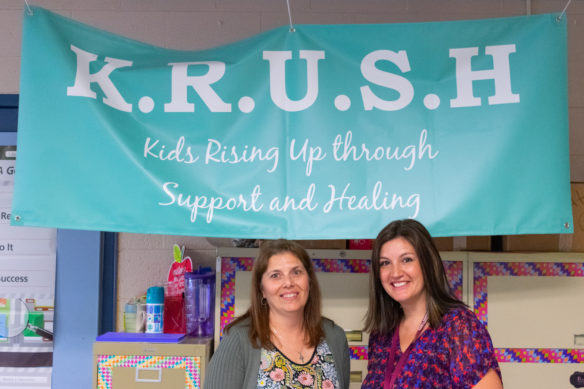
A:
362,307,501,389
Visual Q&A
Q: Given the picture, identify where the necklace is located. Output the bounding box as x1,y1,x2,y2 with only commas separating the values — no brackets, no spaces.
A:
417,310,429,332
272,327,307,363
398,310,429,352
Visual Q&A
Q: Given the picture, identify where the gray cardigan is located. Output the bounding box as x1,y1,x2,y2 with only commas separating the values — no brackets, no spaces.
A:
204,318,350,389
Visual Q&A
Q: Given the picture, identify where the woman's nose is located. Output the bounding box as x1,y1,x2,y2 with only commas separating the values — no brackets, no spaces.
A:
390,263,403,278
282,273,294,286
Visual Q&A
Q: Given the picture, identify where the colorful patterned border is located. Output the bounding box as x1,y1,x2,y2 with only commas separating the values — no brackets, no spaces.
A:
219,256,463,360
444,260,463,301
349,346,368,360
97,355,200,389
219,256,255,334
474,261,584,363
495,348,584,363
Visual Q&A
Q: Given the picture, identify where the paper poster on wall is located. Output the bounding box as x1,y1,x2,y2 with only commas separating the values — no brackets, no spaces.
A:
0,145,56,388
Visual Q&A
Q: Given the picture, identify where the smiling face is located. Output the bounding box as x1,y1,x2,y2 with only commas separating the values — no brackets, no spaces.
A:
261,251,310,320
379,236,426,311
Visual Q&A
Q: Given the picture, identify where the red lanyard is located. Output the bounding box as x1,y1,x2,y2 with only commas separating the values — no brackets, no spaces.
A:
383,312,428,389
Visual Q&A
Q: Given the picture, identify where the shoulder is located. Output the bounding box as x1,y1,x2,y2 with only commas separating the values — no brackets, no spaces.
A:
321,318,349,357
322,318,346,340
365,330,389,356
438,307,496,355
225,318,251,336
367,330,391,346
209,318,256,370
441,306,485,331
205,318,258,389
221,318,253,350
436,308,500,385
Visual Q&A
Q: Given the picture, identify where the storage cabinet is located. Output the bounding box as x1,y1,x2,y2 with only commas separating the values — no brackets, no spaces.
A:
93,337,212,389
470,253,584,389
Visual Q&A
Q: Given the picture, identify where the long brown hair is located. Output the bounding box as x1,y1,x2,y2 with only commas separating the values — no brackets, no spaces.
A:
364,219,465,334
226,239,325,348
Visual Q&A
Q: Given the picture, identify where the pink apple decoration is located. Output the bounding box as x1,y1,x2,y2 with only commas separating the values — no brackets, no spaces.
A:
166,244,193,296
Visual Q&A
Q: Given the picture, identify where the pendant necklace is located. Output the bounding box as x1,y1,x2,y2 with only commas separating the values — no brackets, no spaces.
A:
272,327,306,363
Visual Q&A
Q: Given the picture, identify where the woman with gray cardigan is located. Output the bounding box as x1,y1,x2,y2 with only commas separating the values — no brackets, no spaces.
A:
204,239,350,389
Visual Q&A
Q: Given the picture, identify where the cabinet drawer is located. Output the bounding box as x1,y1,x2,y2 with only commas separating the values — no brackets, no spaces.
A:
96,355,201,389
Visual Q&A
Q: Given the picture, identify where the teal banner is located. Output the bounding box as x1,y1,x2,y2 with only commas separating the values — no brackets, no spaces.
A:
12,7,573,238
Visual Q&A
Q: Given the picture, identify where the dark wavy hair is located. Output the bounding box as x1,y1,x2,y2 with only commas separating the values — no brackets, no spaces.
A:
226,239,324,348
364,219,465,334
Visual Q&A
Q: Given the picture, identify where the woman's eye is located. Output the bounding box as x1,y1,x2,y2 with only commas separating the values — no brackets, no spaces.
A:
380,260,390,267
403,257,413,263
270,273,280,279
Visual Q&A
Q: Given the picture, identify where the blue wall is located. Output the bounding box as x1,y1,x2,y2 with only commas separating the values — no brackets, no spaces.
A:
53,230,102,389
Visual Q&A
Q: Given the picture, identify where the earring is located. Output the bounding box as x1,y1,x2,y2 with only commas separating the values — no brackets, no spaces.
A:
261,297,267,306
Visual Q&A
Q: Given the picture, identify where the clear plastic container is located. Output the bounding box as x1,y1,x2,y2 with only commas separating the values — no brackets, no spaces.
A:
184,270,215,338
123,301,137,333
163,282,186,334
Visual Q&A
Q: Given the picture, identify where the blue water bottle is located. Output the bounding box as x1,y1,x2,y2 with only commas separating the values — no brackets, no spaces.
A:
146,286,164,334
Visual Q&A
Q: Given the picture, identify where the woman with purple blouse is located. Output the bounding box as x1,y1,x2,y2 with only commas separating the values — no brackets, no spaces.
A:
362,219,503,389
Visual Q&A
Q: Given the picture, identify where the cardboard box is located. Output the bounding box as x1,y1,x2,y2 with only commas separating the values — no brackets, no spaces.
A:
433,236,492,252
503,234,562,252
293,239,347,249
433,237,454,251
345,237,492,252
572,182,584,251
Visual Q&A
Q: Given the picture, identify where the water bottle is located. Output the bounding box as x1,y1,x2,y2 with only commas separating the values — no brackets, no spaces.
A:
184,270,215,337
145,286,164,334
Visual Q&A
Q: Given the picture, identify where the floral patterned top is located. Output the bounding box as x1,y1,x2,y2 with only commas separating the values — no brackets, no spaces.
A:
362,307,501,389
257,340,339,389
